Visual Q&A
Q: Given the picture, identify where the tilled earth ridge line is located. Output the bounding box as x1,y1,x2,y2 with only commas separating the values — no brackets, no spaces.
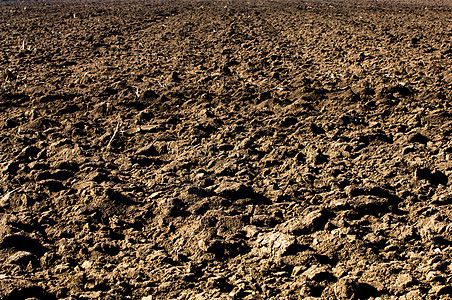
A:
0,0,452,299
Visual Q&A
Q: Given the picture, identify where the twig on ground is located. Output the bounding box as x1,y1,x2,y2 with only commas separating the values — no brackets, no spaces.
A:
108,121,122,147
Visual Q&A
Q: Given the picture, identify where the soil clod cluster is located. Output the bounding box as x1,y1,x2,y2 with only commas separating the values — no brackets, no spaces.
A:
1,0,452,299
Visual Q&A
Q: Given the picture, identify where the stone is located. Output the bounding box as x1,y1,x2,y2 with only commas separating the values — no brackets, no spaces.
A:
136,144,160,156
302,265,334,282
395,273,414,289
81,260,93,270
278,209,329,235
6,251,37,266
252,231,296,258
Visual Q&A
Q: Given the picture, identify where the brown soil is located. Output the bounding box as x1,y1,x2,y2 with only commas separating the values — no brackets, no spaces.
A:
1,0,452,299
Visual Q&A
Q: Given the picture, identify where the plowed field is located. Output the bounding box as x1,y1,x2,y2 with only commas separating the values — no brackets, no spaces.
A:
1,0,452,299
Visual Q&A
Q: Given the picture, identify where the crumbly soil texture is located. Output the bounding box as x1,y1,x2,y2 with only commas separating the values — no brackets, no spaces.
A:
1,0,452,299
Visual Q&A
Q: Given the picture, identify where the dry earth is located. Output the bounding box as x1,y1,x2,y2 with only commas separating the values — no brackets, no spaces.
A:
1,0,452,299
